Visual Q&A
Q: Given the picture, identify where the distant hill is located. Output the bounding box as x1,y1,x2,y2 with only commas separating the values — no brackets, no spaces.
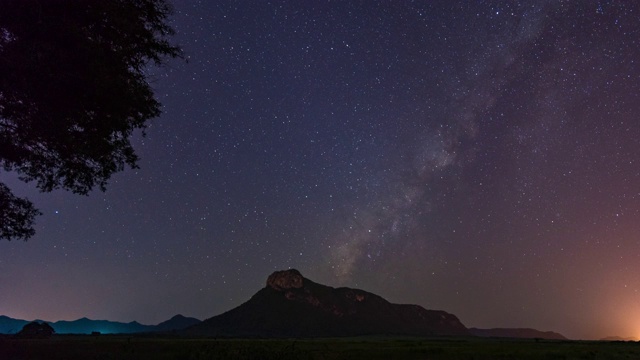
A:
0,314,200,335
51,317,155,334
185,269,469,337
469,327,567,340
0,315,29,334
155,314,201,332
600,336,638,341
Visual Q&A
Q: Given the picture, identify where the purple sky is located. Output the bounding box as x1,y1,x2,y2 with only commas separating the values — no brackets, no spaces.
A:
2,1,640,340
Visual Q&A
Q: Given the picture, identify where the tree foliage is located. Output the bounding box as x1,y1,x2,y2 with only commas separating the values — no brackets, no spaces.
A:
17,321,56,338
0,183,40,240
0,0,181,240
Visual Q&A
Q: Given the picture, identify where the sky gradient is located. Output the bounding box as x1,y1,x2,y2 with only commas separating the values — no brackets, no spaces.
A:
2,0,640,340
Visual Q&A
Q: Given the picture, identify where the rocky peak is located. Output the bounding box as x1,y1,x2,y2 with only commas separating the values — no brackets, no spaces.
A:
267,269,304,290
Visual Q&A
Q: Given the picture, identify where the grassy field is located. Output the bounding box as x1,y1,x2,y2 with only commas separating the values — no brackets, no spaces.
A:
1,335,640,360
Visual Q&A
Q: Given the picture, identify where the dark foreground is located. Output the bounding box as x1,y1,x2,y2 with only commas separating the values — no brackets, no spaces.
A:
1,335,639,360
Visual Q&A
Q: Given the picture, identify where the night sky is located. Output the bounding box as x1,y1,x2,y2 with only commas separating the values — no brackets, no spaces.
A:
2,0,640,340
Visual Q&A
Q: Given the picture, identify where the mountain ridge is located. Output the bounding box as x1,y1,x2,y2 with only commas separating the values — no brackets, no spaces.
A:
469,327,567,340
2,270,569,339
600,336,639,341
185,269,469,337
0,314,200,334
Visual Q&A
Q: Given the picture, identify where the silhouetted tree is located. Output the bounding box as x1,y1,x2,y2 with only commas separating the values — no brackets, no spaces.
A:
17,321,55,338
0,183,40,239
0,0,182,240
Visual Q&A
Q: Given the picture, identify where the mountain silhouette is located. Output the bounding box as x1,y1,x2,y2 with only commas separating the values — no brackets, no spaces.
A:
469,327,567,340
1,271,569,339
0,314,200,334
600,336,638,341
155,314,201,332
185,269,469,337
51,317,155,334
0,315,29,334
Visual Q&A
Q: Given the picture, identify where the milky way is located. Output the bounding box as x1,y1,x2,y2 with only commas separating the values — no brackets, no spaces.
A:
2,1,640,340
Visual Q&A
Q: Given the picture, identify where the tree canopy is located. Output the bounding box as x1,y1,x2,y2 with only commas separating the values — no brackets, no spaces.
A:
17,321,55,338
0,0,181,240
